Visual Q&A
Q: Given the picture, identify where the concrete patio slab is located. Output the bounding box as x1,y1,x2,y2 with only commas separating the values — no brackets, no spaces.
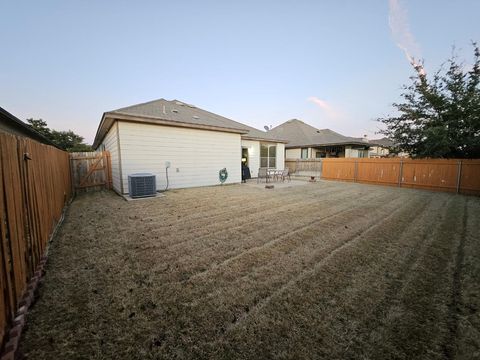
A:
241,179,311,189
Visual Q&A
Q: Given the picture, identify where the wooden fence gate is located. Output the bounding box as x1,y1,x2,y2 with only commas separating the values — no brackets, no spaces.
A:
70,151,112,193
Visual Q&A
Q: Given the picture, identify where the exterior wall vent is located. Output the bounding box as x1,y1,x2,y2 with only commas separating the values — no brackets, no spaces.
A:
128,173,156,198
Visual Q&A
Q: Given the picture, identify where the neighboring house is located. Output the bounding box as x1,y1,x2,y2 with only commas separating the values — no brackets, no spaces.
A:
0,107,56,146
268,119,378,159
368,137,409,158
368,137,393,158
92,99,287,194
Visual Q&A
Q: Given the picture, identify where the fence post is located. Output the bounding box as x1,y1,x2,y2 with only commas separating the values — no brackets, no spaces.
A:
69,155,75,195
398,160,403,187
456,160,463,194
104,151,112,190
354,160,358,182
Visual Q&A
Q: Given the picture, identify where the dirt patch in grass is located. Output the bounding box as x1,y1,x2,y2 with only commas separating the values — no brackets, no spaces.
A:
19,181,480,359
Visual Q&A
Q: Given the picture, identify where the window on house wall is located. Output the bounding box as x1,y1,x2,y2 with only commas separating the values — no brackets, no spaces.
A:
324,146,343,156
260,143,277,168
316,151,325,158
269,145,276,167
357,149,367,158
301,148,308,159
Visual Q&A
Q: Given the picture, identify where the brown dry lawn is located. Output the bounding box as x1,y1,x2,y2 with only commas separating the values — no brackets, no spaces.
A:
19,181,480,359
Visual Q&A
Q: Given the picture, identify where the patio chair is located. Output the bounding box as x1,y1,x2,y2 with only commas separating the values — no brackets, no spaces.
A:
257,167,271,183
280,167,291,182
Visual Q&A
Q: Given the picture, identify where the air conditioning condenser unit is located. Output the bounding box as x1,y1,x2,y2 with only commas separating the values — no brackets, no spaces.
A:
128,173,156,198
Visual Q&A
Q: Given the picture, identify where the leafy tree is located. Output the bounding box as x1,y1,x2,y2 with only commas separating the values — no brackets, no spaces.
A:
378,43,480,158
26,118,92,152
50,130,93,152
26,118,51,139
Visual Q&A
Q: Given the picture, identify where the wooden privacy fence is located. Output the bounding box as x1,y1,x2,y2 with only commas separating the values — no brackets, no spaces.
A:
321,158,480,195
0,131,72,347
70,151,112,193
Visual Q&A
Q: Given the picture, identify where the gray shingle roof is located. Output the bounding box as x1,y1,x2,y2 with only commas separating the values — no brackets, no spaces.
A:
369,137,395,147
268,119,371,148
106,98,284,142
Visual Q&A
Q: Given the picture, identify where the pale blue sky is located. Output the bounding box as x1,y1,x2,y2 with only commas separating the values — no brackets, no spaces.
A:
1,0,479,144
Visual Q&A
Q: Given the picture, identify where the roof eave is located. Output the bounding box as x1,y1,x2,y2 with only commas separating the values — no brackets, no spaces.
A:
241,135,289,143
285,142,373,148
92,112,111,149
0,107,59,148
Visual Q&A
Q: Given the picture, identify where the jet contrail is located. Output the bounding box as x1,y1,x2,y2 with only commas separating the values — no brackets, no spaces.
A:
388,0,426,75
307,97,339,119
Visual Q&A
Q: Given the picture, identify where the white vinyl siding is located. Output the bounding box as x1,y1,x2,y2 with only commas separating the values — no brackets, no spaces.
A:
99,123,121,193
118,122,241,192
241,140,260,178
286,148,301,159
276,143,285,170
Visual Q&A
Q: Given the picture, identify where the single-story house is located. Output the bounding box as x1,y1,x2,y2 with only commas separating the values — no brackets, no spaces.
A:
368,137,408,158
92,99,287,194
368,137,394,157
268,119,381,159
0,107,57,146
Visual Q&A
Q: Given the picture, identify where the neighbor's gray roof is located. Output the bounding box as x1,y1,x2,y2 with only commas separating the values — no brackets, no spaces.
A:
93,99,286,148
369,137,395,147
268,119,373,148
